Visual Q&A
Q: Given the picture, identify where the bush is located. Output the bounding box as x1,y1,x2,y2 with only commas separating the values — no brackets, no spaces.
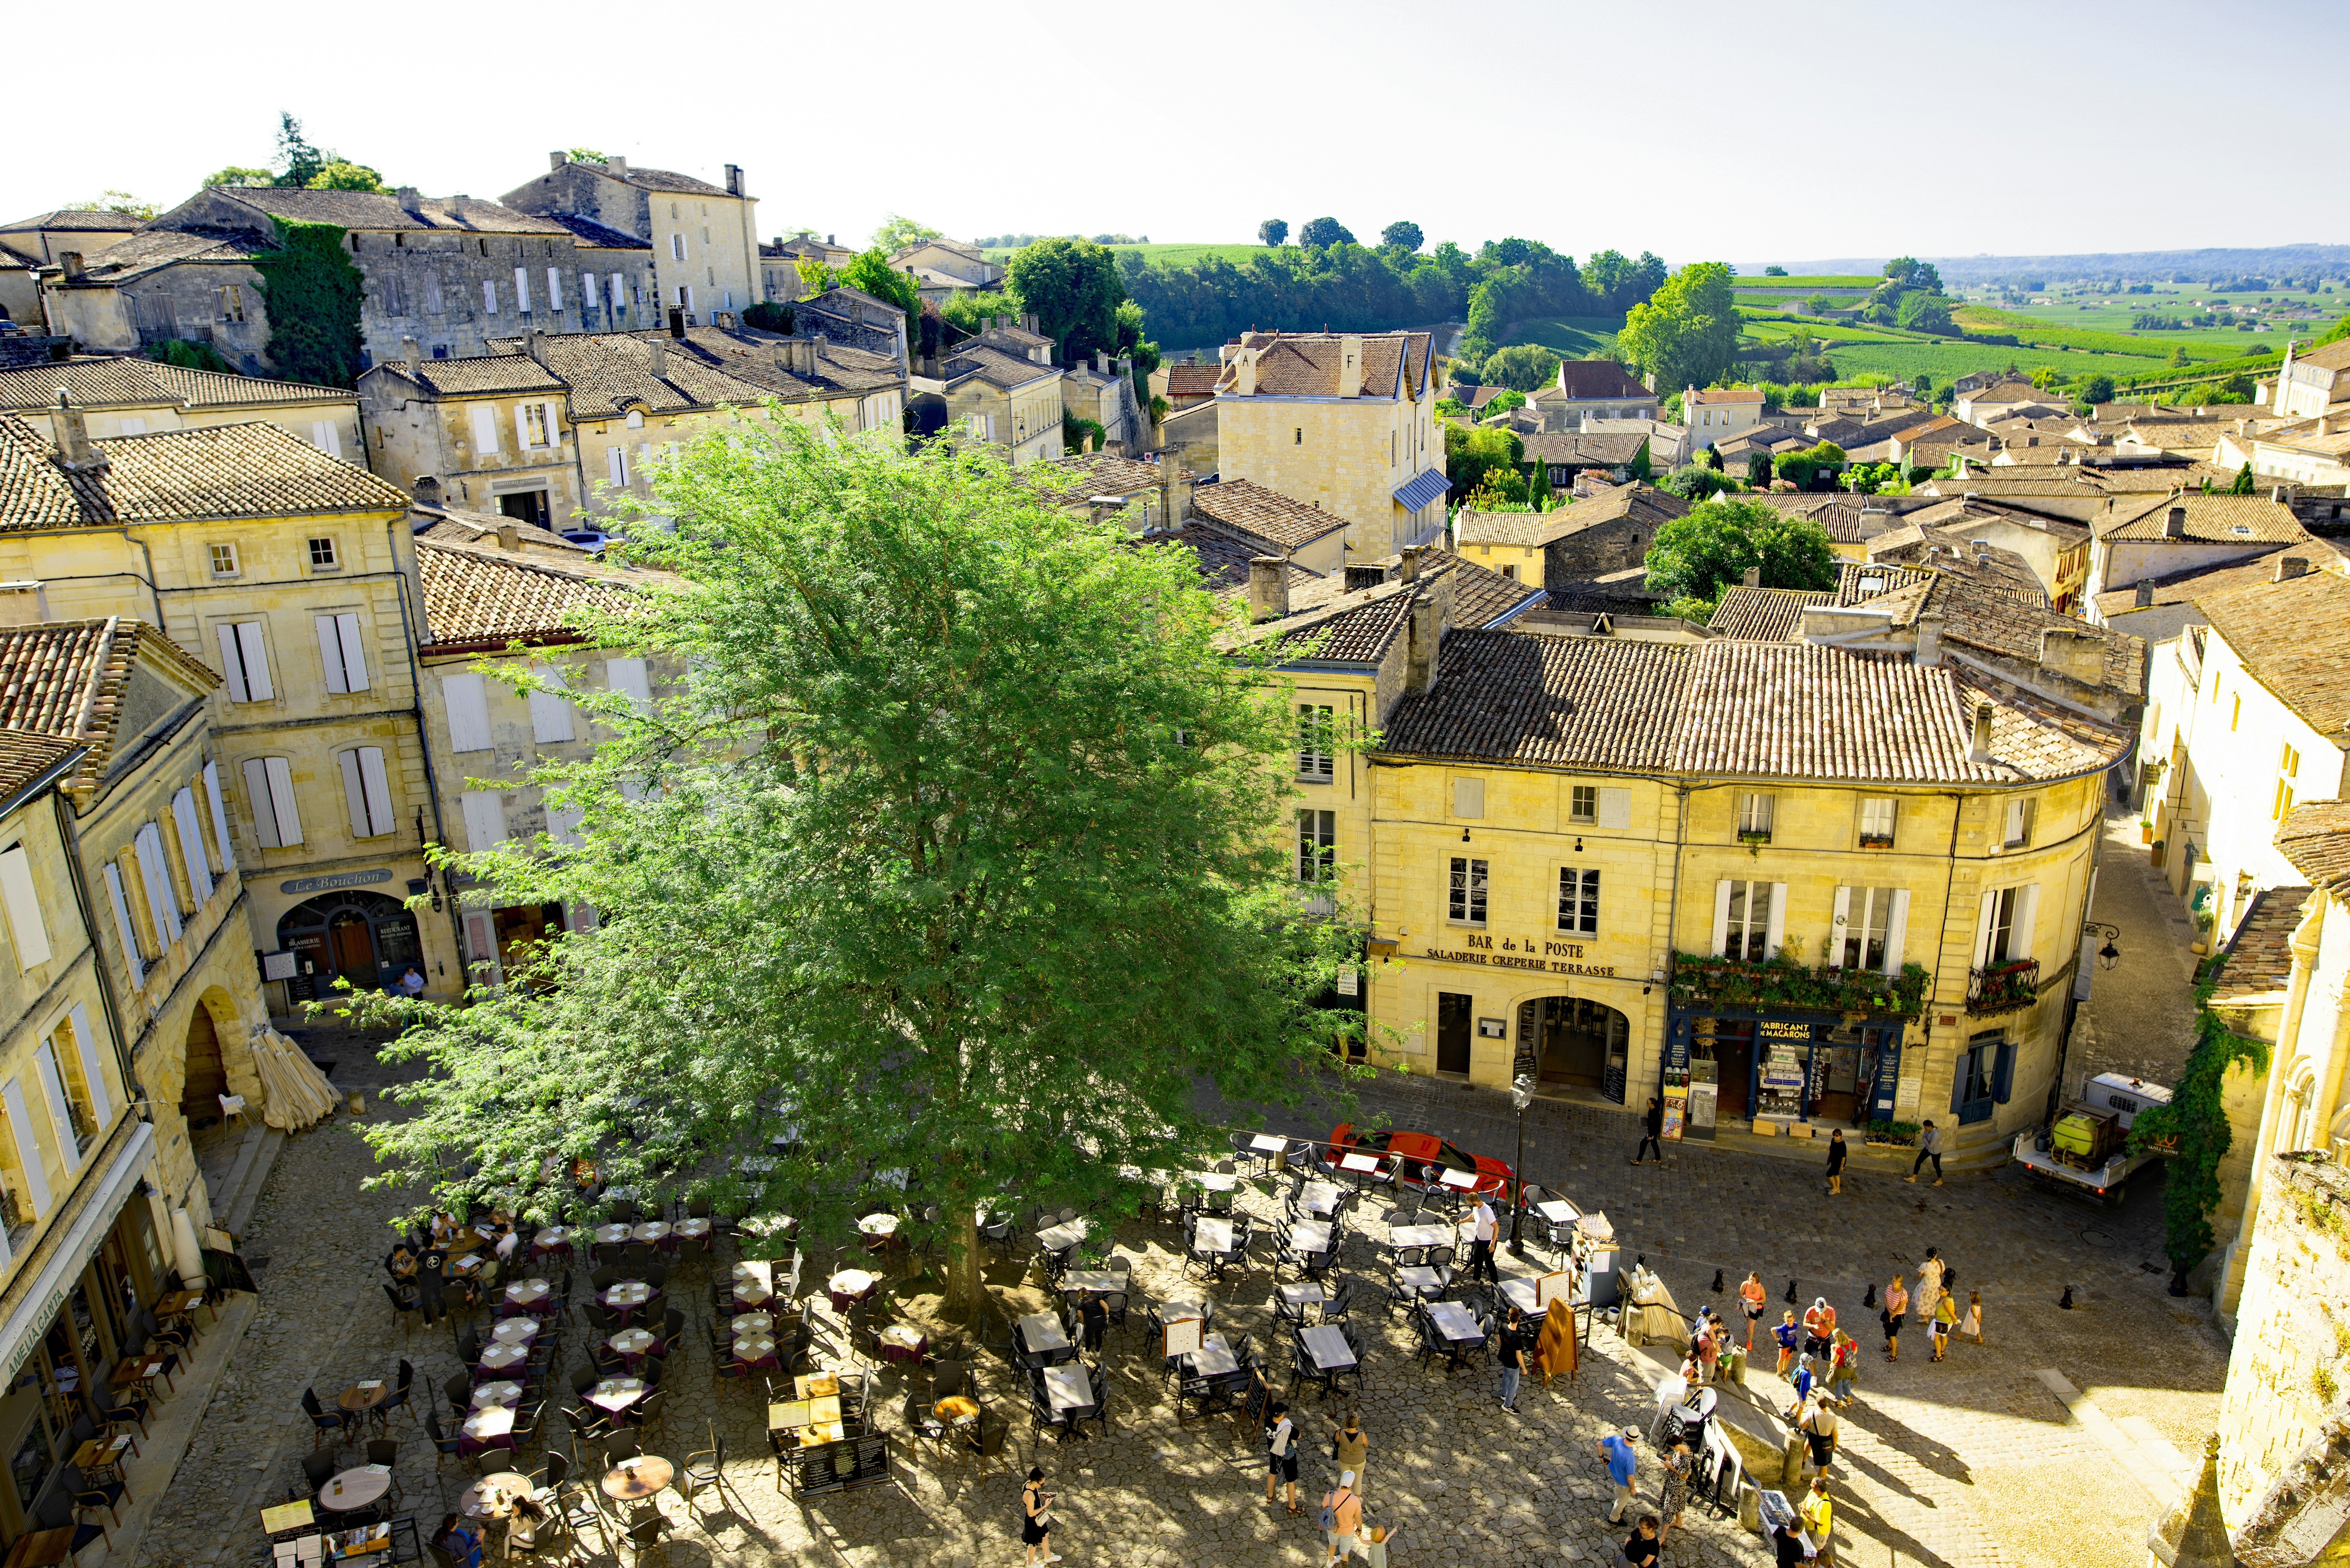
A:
146,338,234,374
1660,464,1732,501
1481,343,1561,391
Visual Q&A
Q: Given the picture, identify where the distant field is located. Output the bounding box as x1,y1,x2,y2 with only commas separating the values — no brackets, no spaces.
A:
1743,317,2170,386
1499,316,1623,358
979,242,1273,267
1954,306,2265,360
1740,275,1877,288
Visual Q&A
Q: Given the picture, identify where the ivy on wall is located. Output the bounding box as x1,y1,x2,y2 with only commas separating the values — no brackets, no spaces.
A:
145,338,233,374
2131,980,2270,1272
254,218,364,388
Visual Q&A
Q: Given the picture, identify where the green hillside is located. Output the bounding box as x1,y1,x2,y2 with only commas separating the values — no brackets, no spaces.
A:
1499,316,1622,358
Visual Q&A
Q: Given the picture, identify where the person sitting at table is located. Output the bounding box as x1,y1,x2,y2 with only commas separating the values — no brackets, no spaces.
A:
1076,1291,1108,1353
386,1243,419,1281
435,1514,484,1568
430,1212,461,1246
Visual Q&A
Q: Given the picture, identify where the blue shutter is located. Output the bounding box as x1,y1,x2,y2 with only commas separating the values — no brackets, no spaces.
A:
1950,1052,1969,1113
1991,1041,2016,1104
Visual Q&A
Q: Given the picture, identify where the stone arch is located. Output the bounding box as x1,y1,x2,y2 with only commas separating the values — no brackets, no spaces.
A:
2283,1066,2319,1153
162,986,266,1132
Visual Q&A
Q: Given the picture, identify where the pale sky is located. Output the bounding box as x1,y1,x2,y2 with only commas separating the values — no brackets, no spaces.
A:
12,0,2346,268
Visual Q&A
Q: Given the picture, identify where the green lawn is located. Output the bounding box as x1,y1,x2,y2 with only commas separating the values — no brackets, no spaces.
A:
1500,316,1623,357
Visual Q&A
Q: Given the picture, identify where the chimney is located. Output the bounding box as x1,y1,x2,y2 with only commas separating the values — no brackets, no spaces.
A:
826,234,834,245
1024,313,1039,335
724,163,743,196
1914,609,1944,667
1247,556,1290,622
395,186,420,208
1161,458,1194,526
2272,484,2291,503
1094,351,1108,375
2133,579,2154,608
58,251,83,282
497,523,521,551
2162,505,2187,539
667,307,687,339
1232,348,1257,396
2038,627,2106,685
810,334,827,371
1740,566,1761,588
1404,592,1441,698
524,329,549,367
2274,555,2311,582
1967,701,1995,763
402,336,421,376
550,150,568,171
48,391,99,471
411,475,444,509
607,156,628,180
1399,545,1423,584
646,336,668,377
1337,334,1363,398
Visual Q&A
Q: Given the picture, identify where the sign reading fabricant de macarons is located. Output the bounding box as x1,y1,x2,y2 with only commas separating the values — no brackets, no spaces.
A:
279,868,395,895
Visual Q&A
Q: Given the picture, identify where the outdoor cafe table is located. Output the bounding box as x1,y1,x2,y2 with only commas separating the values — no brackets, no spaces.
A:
731,1261,774,1305
601,1280,653,1317
112,1353,169,1395
608,1327,657,1365
1034,1218,1088,1253
1180,1333,1240,1377
1534,1199,1578,1225
858,1213,899,1243
1156,1295,1216,1325
630,1221,671,1244
316,1467,390,1514
1059,1270,1125,1294
336,1383,388,1419
1338,1151,1384,1178
1016,1313,1071,1360
767,1395,842,1432
1041,1363,1093,1412
733,1333,778,1369
470,1381,522,1410
1497,1278,1542,1315
1388,1224,1452,1251
1277,1282,1329,1321
1191,1216,1234,1254
672,1217,712,1242
69,1435,131,1481
1185,1171,1241,1192
1288,1220,1334,1255
1395,1265,1445,1301
601,1456,672,1503
457,1406,516,1457
490,1318,539,1346
1298,1324,1358,1373
476,1343,528,1376
731,1312,775,1338
594,1223,633,1248
793,1372,840,1399
500,1278,551,1316
528,1227,572,1257
877,1323,927,1363
3,1529,74,1568
1297,1182,1345,1218
459,1474,532,1521
1425,1301,1484,1342
586,1377,648,1416
826,1269,877,1311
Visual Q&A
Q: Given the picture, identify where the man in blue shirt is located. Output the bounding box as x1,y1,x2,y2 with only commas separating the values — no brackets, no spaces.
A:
1600,1426,1641,1523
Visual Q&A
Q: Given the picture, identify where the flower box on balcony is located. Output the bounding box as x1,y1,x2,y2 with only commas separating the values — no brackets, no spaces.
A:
1966,957,2040,1016
1736,830,1773,845
1671,953,1931,1019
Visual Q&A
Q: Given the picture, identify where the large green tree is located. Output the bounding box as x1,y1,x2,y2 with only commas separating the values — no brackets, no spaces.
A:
840,246,921,317
1617,262,1740,394
340,423,1361,1319
871,214,943,253
1006,237,1127,362
1643,498,1837,618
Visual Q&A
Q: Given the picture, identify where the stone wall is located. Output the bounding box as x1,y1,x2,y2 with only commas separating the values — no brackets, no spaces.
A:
2215,1152,2350,1529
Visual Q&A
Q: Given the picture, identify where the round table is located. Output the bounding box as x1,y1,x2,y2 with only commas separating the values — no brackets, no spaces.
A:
827,1270,876,1309
878,1324,926,1363
603,1281,652,1310
609,1328,656,1360
858,1213,899,1240
602,1456,673,1501
461,1472,534,1519
337,1383,388,1416
471,1381,523,1409
594,1223,633,1247
631,1221,672,1242
732,1334,777,1365
318,1467,390,1513
490,1318,539,1346
934,1394,979,1424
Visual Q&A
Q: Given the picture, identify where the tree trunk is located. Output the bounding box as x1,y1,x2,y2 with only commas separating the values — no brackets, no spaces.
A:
943,1201,985,1323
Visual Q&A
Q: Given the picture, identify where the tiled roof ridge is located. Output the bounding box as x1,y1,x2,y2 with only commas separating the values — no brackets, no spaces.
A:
0,615,218,791
2278,800,2350,899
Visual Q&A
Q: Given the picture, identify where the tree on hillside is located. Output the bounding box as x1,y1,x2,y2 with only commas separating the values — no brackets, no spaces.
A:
1881,256,1944,294
1644,499,1836,617
1617,262,1740,393
2076,373,2116,407
1257,218,1289,247
1747,449,1774,487
1763,265,1788,277
334,421,1363,1321
1527,456,1552,510
1298,216,1355,248
1380,221,1423,252
1895,291,1953,334
841,247,921,317
1481,343,1562,391
1007,238,1129,362
872,214,943,254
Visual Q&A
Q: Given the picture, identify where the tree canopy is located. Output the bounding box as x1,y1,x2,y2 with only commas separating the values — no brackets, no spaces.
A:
840,247,921,317
1298,216,1355,248
1643,498,1837,619
1257,218,1289,247
1006,238,1128,362
307,160,385,192
1616,262,1740,394
1881,256,1944,294
73,190,156,219
1445,424,1524,501
1380,221,1423,252
1894,291,1954,334
1480,343,1561,391
871,214,943,253
205,166,273,188
337,419,1363,1317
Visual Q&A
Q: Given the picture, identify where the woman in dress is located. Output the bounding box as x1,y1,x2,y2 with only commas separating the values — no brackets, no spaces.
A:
1963,1289,1984,1345
1656,1438,1694,1542
1021,1466,1057,1566
1880,1274,1907,1361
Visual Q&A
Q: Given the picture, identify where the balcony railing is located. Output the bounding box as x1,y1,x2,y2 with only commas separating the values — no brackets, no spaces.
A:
1672,954,1930,1018
1967,957,2040,1016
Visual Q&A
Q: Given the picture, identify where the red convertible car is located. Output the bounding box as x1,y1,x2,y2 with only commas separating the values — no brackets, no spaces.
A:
1321,1125,1515,1197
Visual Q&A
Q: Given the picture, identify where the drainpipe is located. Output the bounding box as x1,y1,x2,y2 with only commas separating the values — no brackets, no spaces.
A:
51,784,140,1105
384,516,466,981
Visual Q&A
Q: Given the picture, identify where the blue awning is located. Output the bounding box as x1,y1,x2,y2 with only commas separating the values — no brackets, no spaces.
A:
1392,468,1451,514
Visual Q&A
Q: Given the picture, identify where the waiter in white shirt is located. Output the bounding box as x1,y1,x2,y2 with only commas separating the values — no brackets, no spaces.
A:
1463,1193,1501,1283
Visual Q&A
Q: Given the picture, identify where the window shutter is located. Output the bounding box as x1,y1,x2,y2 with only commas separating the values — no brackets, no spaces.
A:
2012,883,2041,961
242,759,281,848
1710,880,1732,957
1596,787,1630,829
0,848,49,970
156,810,194,912
608,446,627,486
546,800,584,847
462,790,509,850
338,750,379,839
2005,797,2026,844
1884,889,1911,975
483,279,497,314
315,614,351,693
171,788,214,903
528,665,574,743
203,761,233,871
463,908,503,989
100,863,144,986
472,403,500,455
610,272,625,310
580,271,598,309
605,658,651,714
513,267,531,313
133,825,181,946
1974,889,2001,968
547,266,562,311
34,1045,77,1168
1951,1052,1970,1113
515,404,533,452
359,747,393,835
336,614,369,691
1828,886,1851,969
442,674,492,752
1452,778,1484,818
68,1007,106,1127
1764,882,1787,959
262,757,302,847
2,1078,51,1217
236,622,272,700
215,624,250,702
1991,1040,2016,1104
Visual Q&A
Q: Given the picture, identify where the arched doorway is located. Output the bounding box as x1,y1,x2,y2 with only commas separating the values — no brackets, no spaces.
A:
1515,996,1630,1103
180,1004,228,1128
277,890,421,1002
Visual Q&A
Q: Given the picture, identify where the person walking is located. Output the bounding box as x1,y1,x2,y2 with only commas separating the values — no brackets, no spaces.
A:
1694,1312,1721,1385
1880,1274,1907,1361
1930,1290,1958,1361
1021,1467,1059,1566
1826,1329,1860,1404
1633,1096,1666,1164
1656,1439,1693,1543
1773,1308,1801,1376
1963,1288,1984,1346
1321,1471,1363,1566
1740,1271,1767,1349
1913,1247,1945,1326
1801,1394,1840,1474
1618,1516,1663,1568
1600,1426,1641,1523
1802,1297,1831,1359
1824,1128,1848,1195
1906,1120,1944,1185
1801,1477,1836,1567
1464,1195,1500,1285
1265,1401,1301,1512
1332,1412,1369,1505
1497,1304,1531,1412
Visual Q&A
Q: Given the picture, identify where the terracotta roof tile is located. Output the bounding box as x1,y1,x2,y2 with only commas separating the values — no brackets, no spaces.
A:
2089,548,2306,619
1165,364,1221,397
0,617,218,792
1708,586,1834,640
0,731,84,810
0,414,410,528
1139,524,1319,605
2210,884,2312,1001
2195,568,2350,732
1535,361,1651,401
1040,452,1164,494
1423,546,1546,629
0,357,347,413
414,539,662,648
207,187,573,235
1216,331,1433,401
2277,801,2350,899
2096,492,2307,544
1188,479,1349,551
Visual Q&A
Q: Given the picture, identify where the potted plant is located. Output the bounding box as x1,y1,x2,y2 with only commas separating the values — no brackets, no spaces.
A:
2139,818,2155,844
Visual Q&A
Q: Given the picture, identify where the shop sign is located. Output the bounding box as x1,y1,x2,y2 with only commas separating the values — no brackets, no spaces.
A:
1758,1021,1813,1040
279,867,394,896
1420,935,1616,977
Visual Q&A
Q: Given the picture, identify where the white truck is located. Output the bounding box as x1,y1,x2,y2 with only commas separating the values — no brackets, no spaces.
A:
2011,1072,2174,1202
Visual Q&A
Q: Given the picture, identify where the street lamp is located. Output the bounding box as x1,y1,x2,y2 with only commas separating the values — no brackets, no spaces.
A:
1508,1073,1534,1257
2084,921,2122,971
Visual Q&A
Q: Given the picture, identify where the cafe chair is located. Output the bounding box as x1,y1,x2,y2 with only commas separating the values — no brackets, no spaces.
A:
444,1373,476,1419
383,1283,420,1336
300,1450,338,1498
97,1391,149,1449
625,1389,667,1437
622,1515,670,1568
454,1324,482,1366
377,1361,415,1427
365,1438,404,1505
219,1092,249,1131
597,1430,642,1468
423,1410,471,1475
301,1388,348,1443
677,1427,731,1515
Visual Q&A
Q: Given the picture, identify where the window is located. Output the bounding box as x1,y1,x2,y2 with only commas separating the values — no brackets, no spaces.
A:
471,403,501,456
1569,785,1597,825
2275,777,2297,821
208,543,241,579
482,278,498,314
528,665,575,743
218,284,245,323
1448,857,1488,925
131,824,181,950
424,274,442,314
308,536,339,569
33,1042,81,1166
442,673,491,751
580,271,600,310
54,1006,107,1143
1556,866,1600,936
1297,705,1334,780
2002,796,2037,849
611,272,627,309
169,787,215,905
605,658,652,714
338,747,395,839
1975,883,2039,967
0,1077,52,1221
1737,792,1775,841
671,234,686,261
1834,885,1906,972
512,266,532,314
313,613,370,693
608,445,630,486
0,845,50,971
99,864,142,986
1297,810,1335,911
1452,777,1485,818
202,760,233,873
308,420,341,457
1953,1033,2014,1124
1714,878,1781,961
546,266,563,312
214,621,273,702
241,756,303,848
381,272,405,316
520,401,553,449
1859,797,1896,848
461,789,510,850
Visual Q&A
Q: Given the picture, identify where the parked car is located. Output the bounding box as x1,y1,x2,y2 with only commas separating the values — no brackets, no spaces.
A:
1321,1125,1514,1197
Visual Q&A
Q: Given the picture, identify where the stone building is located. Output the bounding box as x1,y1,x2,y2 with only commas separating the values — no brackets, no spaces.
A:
1527,358,1659,432
913,319,1065,467
0,356,358,457
788,286,908,367
888,239,1004,305
1060,352,1145,455
35,228,283,372
502,153,760,327
758,232,859,305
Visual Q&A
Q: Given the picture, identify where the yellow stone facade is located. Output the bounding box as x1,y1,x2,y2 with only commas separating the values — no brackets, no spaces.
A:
1219,392,1443,561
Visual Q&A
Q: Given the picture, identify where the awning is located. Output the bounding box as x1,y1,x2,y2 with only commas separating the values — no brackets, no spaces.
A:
1393,468,1452,514
0,1115,155,1383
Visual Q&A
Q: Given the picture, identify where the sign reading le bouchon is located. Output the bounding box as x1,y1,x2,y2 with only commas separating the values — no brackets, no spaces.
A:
278,868,395,896
1420,934,1616,978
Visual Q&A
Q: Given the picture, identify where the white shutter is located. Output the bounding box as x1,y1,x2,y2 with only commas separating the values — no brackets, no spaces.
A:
0,848,49,970
462,790,509,850
316,614,351,693
483,278,498,314
34,1045,76,1168
335,614,369,691
309,419,340,457
2013,883,2041,961
528,665,574,743
513,267,531,313
339,752,367,837
100,864,144,987
605,658,651,714
463,908,503,989
472,403,501,455
1828,885,1852,969
2005,797,2026,845
1974,888,2001,968
1596,787,1630,830
133,825,181,947
2,1078,51,1217
610,272,625,311
236,622,272,700
608,446,627,486
1710,880,1732,958
547,267,563,311
68,1006,107,1128
360,747,393,835
442,674,491,752
580,271,599,310
171,788,214,903
203,761,233,871
254,756,302,848
215,624,250,703
1452,777,1484,818
545,800,584,847
516,405,533,452
242,759,281,848
1764,882,1787,960
1884,889,1911,975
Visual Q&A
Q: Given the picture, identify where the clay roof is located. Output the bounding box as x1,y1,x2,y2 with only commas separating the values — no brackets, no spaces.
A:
942,344,1058,392
490,328,903,414
539,213,651,251
1165,364,1222,397
1039,452,1163,495
0,210,142,233
2088,548,2308,620
0,617,219,793
2209,884,2312,1001
388,355,567,398
201,187,572,235
1454,509,1578,548
1837,562,1932,601
1708,586,1835,640
1140,524,1319,605
1519,431,1650,467
2195,568,2350,733
1689,388,1764,404
1380,631,2131,784
1216,331,1434,401
413,505,591,555
38,226,276,284
1423,546,1547,629
594,164,730,195
1537,360,1651,401
2277,801,2350,899
0,357,348,413
0,414,409,529
1187,479,1349,551
0,732,84,812
414,539,663,649
2096,493,2305,544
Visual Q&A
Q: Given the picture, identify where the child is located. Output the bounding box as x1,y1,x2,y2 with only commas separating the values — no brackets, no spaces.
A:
1930,1289,1957,1362
1773,1309,1801,1376
1963,1288,1983,1345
